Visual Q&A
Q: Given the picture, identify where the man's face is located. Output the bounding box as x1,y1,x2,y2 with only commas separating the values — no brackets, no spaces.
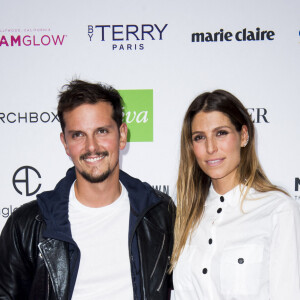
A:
60,102,127,184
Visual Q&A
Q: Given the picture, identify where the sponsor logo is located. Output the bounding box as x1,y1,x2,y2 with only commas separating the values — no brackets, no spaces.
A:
88,24,168,51
247,108,269,123
0,27,67,47
1,205,18,218
295,178,300,192
119,90,153,142
2,90,152,142
294,178,300,203
0,112,59,124
192,27,275,43
12,166,42,196
152,185,170,195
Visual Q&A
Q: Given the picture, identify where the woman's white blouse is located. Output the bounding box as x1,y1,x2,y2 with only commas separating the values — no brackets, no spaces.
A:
172,185,300,300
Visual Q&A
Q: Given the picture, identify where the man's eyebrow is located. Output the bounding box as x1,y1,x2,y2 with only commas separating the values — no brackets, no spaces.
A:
66,129,82,134
96,125,114,130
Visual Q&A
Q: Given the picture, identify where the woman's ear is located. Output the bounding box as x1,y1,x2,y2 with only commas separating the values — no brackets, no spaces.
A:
241,125,249,147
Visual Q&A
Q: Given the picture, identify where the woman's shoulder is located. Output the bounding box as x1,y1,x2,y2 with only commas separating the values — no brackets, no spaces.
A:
248,188,299,214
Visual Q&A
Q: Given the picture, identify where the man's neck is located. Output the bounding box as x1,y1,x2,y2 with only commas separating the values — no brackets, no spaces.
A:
74,172,121,208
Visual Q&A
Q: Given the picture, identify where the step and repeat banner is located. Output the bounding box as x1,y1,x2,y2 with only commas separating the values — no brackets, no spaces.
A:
0,0,299,229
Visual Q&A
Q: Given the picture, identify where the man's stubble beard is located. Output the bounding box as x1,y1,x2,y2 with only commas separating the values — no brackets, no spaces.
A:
77,151,119,183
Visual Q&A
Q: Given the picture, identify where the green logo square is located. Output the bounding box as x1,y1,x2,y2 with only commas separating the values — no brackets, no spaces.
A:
119,89,153,142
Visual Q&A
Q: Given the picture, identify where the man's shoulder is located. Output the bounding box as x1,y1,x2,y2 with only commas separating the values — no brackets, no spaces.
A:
119,169,168,197
1,200,42,241
144,188,175,232
12,200,40,220
152,188,175,210
120,170,175,208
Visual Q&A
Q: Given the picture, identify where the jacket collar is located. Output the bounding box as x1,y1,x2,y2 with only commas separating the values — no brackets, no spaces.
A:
37,167,161,242
37,168,76,243
119,169,161,216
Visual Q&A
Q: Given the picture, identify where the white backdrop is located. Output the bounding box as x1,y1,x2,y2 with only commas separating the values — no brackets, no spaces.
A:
1,0,300,230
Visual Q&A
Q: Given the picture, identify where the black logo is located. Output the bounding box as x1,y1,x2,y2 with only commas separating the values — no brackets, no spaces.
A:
247,108,269,123
88,24,168,51
152,185,169,195
295,178,300,192
0,112,59,124
192,27,275,43
12,166,42,196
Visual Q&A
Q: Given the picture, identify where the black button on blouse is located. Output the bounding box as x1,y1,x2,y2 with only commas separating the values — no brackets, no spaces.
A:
238,258,244,264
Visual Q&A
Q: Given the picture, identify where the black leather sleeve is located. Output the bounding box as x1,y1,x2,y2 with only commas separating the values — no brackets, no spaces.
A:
0,201,41,300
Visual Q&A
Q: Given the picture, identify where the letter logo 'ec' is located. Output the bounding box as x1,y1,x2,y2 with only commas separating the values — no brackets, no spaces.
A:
12,166,42,196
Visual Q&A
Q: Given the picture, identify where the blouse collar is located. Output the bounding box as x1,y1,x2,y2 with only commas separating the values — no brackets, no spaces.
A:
205,183,248,207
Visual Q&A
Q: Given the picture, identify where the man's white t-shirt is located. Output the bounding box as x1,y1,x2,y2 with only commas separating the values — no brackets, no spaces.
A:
68,182,133,300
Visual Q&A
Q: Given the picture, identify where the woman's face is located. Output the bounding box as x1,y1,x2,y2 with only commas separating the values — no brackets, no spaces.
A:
191,110,248,194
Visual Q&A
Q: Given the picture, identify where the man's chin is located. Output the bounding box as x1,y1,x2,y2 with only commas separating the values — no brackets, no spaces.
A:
79,169,111,183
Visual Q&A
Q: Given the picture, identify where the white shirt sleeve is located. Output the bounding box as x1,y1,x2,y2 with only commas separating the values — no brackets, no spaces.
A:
269,200,300,300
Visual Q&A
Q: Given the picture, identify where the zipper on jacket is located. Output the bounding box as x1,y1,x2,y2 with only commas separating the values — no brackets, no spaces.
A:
47,273,50,299
130,255,138,300
37,247,51,299
150,234,165,278
156,256,170,292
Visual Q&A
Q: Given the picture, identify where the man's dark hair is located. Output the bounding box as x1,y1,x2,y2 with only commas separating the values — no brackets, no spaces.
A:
57,79,123,133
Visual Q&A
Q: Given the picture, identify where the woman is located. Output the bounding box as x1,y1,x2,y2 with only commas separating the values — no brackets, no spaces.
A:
171,90,300,300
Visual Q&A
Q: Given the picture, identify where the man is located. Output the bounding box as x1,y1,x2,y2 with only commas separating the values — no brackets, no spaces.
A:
0,80,175,300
